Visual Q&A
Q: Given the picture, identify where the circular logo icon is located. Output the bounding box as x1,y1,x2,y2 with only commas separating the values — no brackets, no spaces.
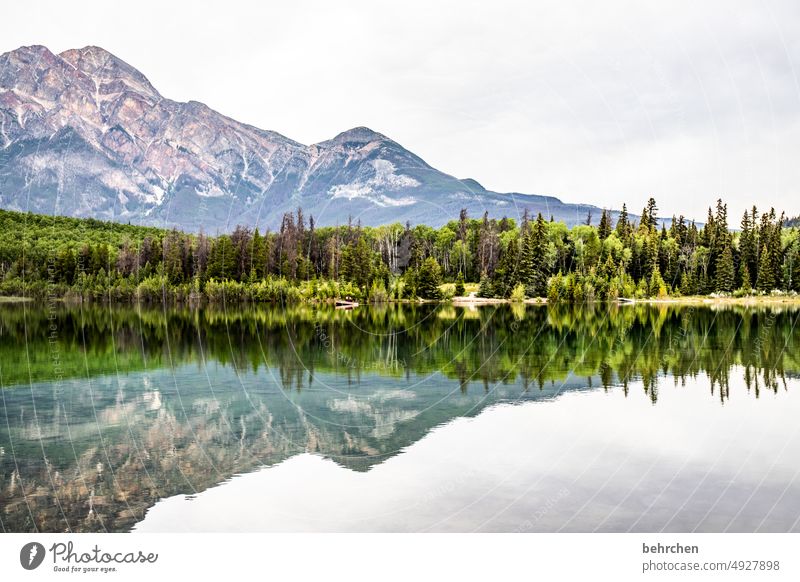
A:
20,542,46,570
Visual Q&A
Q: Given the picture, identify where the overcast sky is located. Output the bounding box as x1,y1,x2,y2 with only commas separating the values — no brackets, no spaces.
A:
2,0,799,220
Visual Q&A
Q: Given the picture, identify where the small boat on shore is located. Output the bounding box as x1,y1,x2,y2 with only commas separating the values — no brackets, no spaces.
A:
335,298,359,309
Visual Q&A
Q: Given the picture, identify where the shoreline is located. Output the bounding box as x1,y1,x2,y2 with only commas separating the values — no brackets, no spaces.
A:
450,294,800,307
632,295,800,306
451,296,547,305
0,296,32,303
1,293,799,308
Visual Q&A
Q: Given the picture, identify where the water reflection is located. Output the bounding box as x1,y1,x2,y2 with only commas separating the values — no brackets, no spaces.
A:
0,303,798,532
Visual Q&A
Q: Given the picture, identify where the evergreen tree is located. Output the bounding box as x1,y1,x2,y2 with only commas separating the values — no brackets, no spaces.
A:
527,213,550,297
788,243,800,292
615,204,630,241
771,212,785,290
739,262,752,294
518,222,534,290
207,236,236,279
598,254,616,280
708,199,729,282
340,237,373,288
680,268,695,296
492,236,519,297
715,244,735,293
162,229,186,284
756,244,774,292
454,271,466,296
250,228,265,278
598,209,612,240
647,197,658,226
648,268,667,298
738,210,756,288
639,197,658,233
477,271,494,298
416,257,442,299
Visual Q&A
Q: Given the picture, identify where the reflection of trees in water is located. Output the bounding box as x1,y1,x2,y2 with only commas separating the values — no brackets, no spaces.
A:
0,303,798,532
0,303,798,397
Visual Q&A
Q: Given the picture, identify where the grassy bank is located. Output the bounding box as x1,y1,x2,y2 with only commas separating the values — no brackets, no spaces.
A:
635,294,800,306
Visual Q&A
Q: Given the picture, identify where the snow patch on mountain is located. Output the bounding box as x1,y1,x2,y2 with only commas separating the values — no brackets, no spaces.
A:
195,182,227,198
449,191,509,206
329,159,419,207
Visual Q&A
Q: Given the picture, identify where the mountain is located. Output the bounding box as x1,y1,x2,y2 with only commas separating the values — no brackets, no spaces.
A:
1,45,611,231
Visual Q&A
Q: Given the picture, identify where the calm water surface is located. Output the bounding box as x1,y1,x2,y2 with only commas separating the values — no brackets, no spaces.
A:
0,302,798,532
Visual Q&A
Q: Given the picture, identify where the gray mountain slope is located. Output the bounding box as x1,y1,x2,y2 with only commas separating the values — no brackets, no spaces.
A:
1,45,617,231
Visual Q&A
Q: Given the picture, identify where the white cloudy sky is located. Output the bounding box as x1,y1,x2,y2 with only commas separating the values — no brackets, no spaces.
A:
2,0,799,220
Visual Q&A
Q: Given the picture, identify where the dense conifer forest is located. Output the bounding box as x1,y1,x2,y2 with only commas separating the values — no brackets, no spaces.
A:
0,198,798,303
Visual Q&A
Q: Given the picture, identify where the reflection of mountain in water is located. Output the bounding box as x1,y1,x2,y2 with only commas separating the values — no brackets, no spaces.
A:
1,302,798,532
0,364,594,532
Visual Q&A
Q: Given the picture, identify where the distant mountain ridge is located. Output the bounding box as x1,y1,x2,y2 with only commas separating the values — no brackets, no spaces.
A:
1,45,615,231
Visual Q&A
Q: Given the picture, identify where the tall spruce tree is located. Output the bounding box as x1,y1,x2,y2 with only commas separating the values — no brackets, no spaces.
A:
416,257,442,299
518,220,534,291
615,203,630,241
598,209,612,240
715,243,735,292
528,213,550,297
738,210,755,288
454,271,466,296
756,244,774,291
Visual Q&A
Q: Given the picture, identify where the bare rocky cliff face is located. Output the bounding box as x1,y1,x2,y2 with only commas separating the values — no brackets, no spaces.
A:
0,45,601,231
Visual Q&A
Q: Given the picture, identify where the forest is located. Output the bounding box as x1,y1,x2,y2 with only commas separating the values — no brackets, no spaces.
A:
0,198,798,303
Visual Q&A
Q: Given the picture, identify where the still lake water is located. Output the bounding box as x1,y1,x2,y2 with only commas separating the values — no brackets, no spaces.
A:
0,302,799,532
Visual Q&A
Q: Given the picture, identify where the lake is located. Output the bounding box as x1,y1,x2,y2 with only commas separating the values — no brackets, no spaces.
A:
1,302,799,532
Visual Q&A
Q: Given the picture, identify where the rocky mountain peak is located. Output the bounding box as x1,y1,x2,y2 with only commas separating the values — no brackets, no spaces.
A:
325,126,389,146
0,44,606,231
0,45,78,105
2,44,59,65
59,45,161,100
